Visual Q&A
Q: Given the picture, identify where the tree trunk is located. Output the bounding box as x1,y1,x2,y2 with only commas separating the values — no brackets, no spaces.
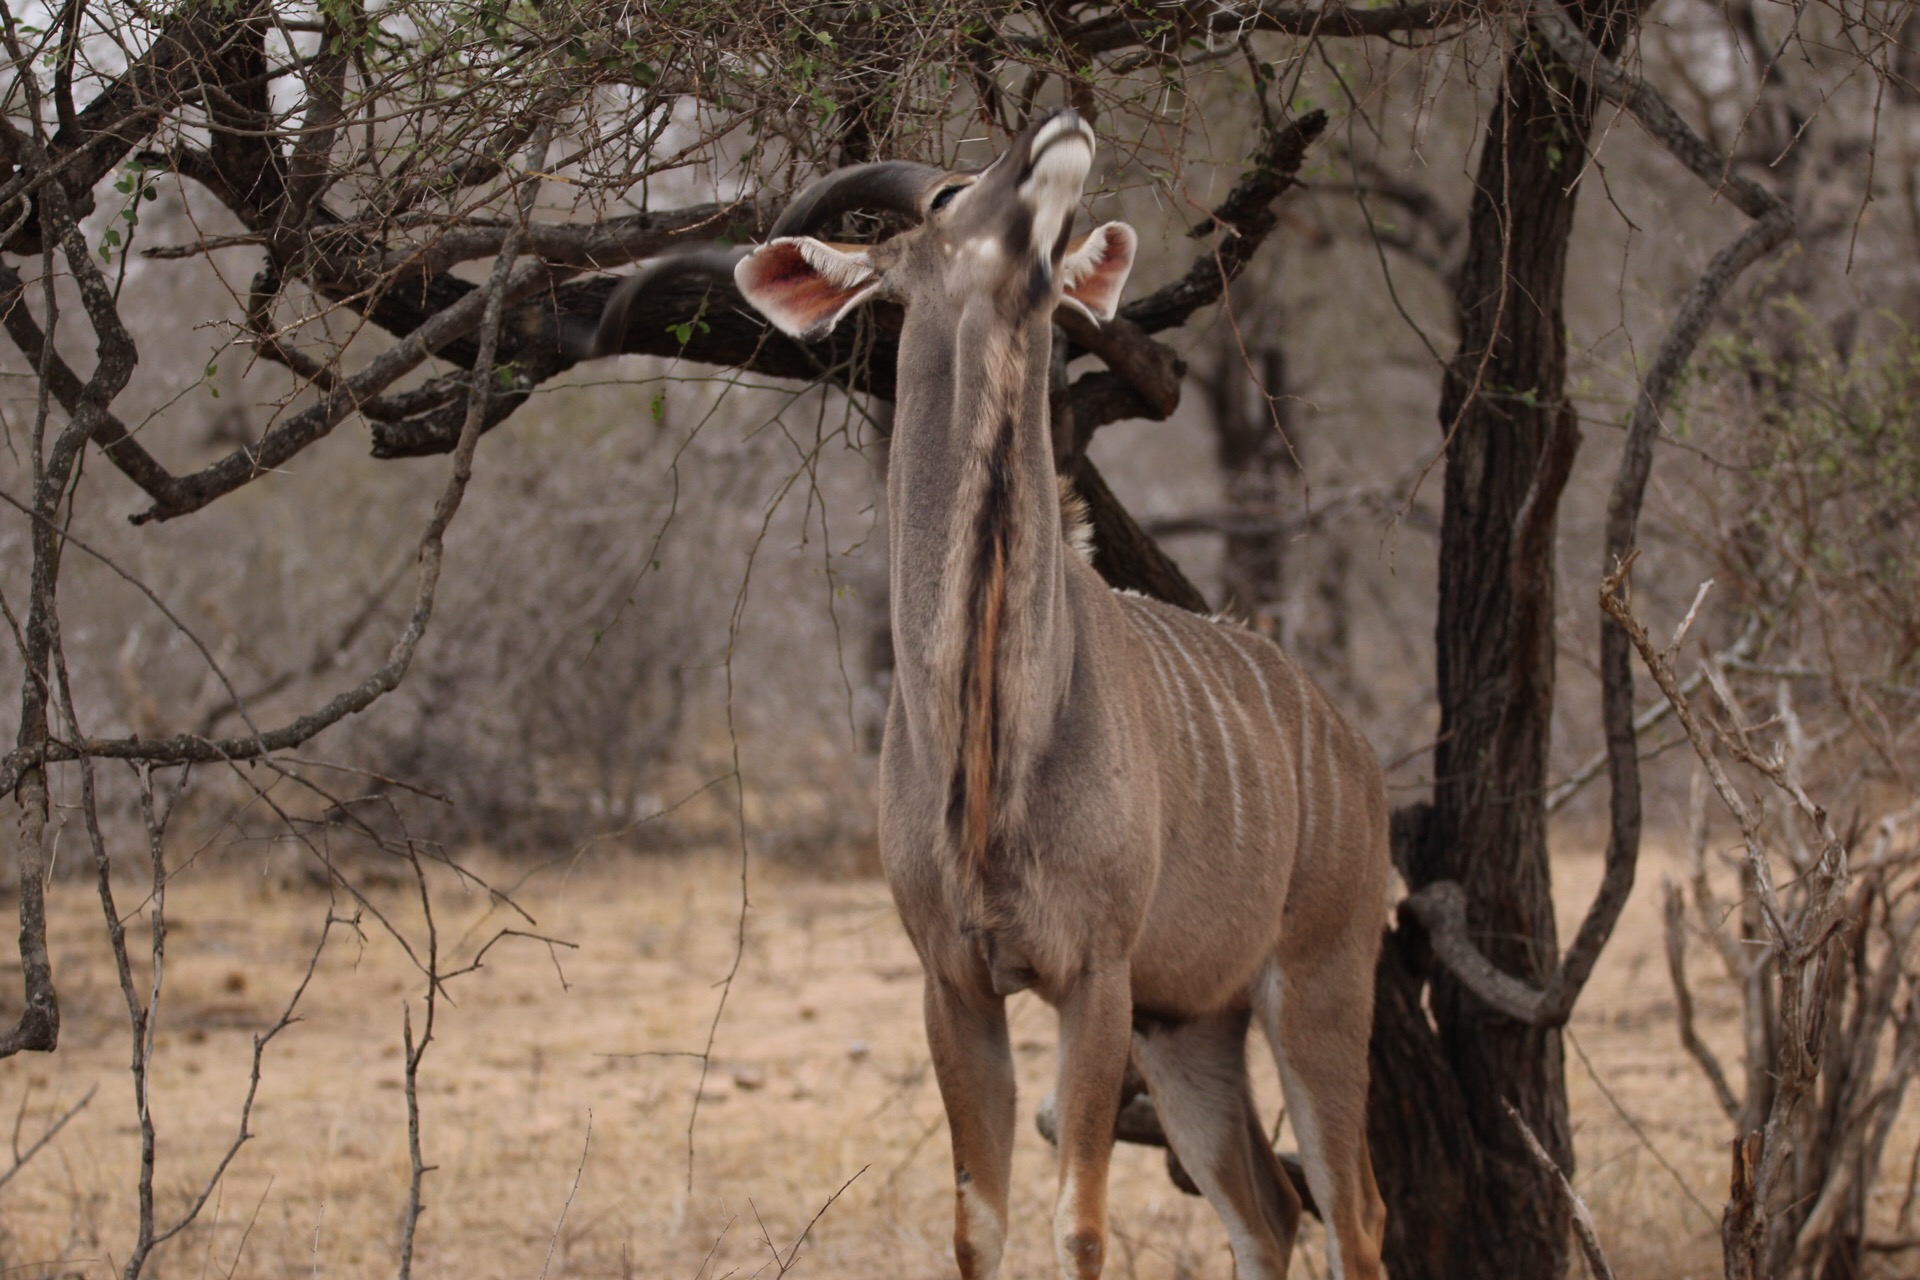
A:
1367,10,1641,1276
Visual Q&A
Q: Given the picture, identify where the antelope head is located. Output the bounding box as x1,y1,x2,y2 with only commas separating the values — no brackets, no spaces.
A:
731,108,1137,345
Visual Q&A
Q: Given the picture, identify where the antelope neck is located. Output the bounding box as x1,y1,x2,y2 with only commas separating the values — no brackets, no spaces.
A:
888,298,1072,859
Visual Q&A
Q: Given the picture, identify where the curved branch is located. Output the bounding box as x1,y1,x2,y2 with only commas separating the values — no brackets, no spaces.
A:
0,262,182,509
1529,3,1788,221
130,259,565,523
1120,110,1327,335
1542,207,1793,1015
1407,1,1797,1031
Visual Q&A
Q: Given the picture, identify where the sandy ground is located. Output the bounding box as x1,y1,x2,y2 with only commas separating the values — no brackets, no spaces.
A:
0,835,1905,1279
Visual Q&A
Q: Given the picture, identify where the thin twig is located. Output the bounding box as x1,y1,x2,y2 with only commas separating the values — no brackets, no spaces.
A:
1502,1099,1617,1280
0,1083,96,1190
537,1111,593,1280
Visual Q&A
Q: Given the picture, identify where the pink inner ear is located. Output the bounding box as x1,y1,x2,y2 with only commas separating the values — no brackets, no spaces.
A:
1061,223,1138,323
736,240,875,339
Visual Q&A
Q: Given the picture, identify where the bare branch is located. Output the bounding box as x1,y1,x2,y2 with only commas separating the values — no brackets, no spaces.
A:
129,256,564,524
1502,1099,1617,1280
1662,878,1742,1121
1400,881,1553,1024
0,43,143,1057
0,1083,95,1190
1118,110,1328,336
1051,0,1485,57
1530,2,1789,222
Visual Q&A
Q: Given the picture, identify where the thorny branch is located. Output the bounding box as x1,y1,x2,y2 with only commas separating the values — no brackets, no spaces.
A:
1600,559,1871,1278
398,120,550,1278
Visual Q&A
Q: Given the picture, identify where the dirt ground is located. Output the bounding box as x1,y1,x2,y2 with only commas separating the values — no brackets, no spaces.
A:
0,834,1906,1278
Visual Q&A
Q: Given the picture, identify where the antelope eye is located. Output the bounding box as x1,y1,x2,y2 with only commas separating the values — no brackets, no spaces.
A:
929,184,966,212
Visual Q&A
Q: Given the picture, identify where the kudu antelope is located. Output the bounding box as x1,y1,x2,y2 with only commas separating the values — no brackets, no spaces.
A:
596,109,1391,1280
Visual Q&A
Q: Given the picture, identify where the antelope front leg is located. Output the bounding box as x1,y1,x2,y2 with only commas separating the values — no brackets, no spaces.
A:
1050,963,1132,1278
925,975,1017,1280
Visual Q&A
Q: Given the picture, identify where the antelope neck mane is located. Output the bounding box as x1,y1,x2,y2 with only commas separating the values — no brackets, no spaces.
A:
915,311,1055,896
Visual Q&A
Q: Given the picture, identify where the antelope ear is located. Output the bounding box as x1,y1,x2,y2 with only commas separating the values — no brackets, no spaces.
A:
1057,222,1137,324
734,238,879,340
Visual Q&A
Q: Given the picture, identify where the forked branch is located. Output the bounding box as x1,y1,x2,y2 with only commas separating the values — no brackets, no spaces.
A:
1601,559,1862,1277
1400,11,1793,1027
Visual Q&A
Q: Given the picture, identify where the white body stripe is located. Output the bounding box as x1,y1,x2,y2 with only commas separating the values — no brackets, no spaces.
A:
1199,677,1246,848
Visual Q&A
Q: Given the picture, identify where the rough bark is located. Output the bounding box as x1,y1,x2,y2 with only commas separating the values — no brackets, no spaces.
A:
1366,10,1641,1276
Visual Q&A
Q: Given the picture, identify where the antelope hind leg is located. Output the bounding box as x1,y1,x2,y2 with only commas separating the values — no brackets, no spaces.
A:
1050,963,1132,1278
1133,1006,1303,1279
1254,946,1387,1280
924,975,1018,1280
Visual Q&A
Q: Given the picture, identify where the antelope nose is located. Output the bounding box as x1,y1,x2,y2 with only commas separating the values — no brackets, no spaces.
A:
1028,109,1096,167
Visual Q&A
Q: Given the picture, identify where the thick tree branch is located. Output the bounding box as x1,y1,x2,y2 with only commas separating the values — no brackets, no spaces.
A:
1055,0,1483,57
1530,3,1788,222
1400,882,1556,1024
1119,110,1327,335
0,3,272,254
130,259,566,523
1070,457,1212,613
0,262,184,509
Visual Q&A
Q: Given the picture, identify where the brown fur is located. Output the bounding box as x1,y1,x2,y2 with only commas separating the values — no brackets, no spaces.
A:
955,493,1007,894
947,338,1027,911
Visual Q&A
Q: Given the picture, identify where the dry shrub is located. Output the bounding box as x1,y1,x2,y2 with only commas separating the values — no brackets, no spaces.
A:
1655,312,1920,1278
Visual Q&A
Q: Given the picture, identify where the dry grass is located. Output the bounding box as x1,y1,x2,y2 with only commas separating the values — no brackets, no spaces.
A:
0,836,1912,1278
